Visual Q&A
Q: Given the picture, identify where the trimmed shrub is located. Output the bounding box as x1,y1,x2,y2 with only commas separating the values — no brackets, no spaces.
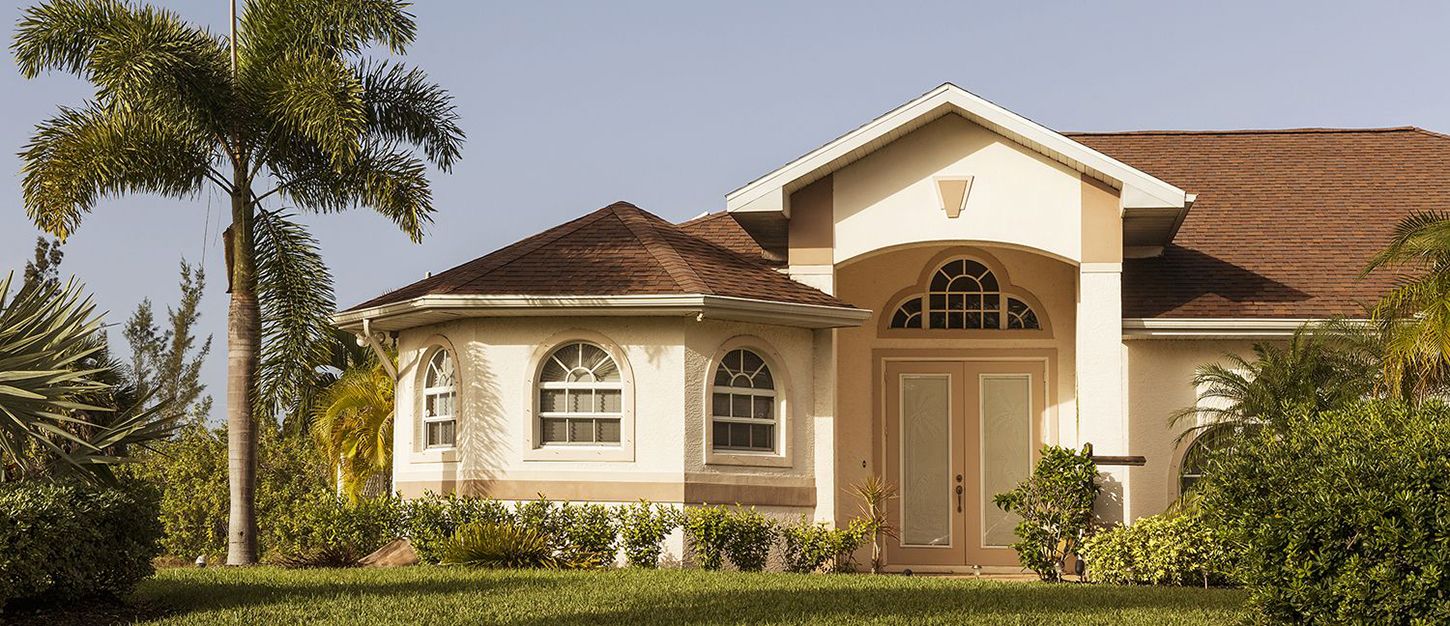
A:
782,517,868,574
402,493,512,564
1081,511,1240,587
683,505,731,570
560,503,618,567
514,495,569,547
993,445,1099,582
1199,400,1450,624
271,494,404,567
723,507,778,572
441,522,557,569
0,482,162,611
617,500,681,568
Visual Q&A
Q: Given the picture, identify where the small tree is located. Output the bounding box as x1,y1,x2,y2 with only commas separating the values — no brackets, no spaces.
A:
849,475,898,574
993,445,1099,582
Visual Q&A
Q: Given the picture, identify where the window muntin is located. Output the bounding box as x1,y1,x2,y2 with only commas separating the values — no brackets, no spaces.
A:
1178,426,1232,495
888,258,1041,331
422,350,457,449
538,342,623,445
710,349,777,453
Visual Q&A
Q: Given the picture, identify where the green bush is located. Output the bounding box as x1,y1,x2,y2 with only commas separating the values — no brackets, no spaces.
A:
617,500,681,568
401,492,512,564
723,507,778,572
1081,511,1240,587
683,505,731,570
1199,400,1450,624
441,522,557,569
514,496,569,547
560,503,618,567
993,445,1099,582
271,494,404,567
123,420,228,559
0,482,162,611
782,517,867,574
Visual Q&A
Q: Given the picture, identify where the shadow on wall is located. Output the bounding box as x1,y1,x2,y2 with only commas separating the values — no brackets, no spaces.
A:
1094,472,1125,527
454,340,507,491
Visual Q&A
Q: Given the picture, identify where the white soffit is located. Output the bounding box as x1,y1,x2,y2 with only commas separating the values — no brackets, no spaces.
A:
726,83,1189,215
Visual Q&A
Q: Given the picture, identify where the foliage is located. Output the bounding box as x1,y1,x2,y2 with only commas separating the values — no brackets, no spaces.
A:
19,236,63,297
1081,510,1240,588
1198,400,1450,624
723,506,778,572
683,505,732,570
271,494,403,568
559,503,619,568
441,522,558,569
513,495,569,546
782,516,868,574
1361,211,1450,397
400,492,512,565
124,419,229,559
851,474,899,574
0,482,161,611
0,273,179,484
253,209,337,420
312,348,395,499
993,445,1099,582
1173,327,1370,443
123,260,212,423
116,567,1249,626
255,425,340,559
617,500,682,568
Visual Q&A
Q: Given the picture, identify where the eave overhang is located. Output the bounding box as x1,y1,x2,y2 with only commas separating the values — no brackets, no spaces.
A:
1122,317,1353,339
334,294,872,333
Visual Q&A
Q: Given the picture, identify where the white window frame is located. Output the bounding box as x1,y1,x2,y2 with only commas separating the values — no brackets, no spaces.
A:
536,342,625,446
421,349,458,451
704,337,792,468
524,331,636,462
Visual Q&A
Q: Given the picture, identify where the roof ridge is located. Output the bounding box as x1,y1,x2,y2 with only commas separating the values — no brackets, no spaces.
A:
1065,126,1430,137
612,205,712,294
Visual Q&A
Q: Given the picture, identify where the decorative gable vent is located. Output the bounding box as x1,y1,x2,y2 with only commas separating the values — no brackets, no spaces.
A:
935,176,973,218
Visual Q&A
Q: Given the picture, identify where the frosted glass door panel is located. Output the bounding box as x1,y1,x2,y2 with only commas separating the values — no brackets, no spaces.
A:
981,375,1031,548
900,375,951,547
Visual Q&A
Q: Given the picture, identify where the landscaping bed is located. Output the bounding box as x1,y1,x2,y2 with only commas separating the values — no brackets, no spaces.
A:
19,567,1245,625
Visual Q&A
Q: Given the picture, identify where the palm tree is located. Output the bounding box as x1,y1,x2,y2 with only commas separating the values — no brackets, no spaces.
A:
1362,211,1450,398
311,350,394,501
13,0,463,564
0,273,176,483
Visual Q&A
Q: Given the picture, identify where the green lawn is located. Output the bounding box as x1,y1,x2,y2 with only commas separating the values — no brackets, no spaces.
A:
22,567,1247,625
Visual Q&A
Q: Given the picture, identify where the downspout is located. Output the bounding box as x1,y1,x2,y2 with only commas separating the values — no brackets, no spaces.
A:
361,318,398,379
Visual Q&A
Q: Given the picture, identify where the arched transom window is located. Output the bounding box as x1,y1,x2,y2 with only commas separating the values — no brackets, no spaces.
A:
711,349,778,453
538,342,623,445
1178,426,1232,495
422,349,457,449
889,258,1042,331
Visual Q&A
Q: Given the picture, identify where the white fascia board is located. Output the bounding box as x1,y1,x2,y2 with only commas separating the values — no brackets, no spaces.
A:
334,294,872,332
726,83,1188,214
1121,318,1361,339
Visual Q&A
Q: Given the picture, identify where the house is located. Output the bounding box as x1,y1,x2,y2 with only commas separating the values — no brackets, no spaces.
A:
335,83,1442,571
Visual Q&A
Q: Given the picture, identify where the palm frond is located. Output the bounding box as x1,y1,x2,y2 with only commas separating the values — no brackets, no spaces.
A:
21,104,212,239
272,142,435,241
238,0,416,68
253,211,336,421
360,60,464,171
311,350,394,500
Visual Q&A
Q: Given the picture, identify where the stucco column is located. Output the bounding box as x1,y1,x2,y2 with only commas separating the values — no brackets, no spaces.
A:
1076,263,1127,523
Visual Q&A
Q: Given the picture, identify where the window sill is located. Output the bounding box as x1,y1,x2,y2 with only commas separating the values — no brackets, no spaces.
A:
705,450,793,469
522,444,634,462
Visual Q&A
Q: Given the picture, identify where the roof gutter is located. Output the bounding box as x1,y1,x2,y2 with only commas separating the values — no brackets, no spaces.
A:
334,294,872,333
1122,317,1361,339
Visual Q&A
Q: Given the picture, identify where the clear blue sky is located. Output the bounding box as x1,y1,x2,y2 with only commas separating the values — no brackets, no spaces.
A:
2,0,1447,422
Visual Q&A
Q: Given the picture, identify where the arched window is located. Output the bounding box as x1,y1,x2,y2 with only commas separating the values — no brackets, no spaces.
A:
1178,426,1232,495
888,258,1041,331
422,350,457,449
710,349,778,453
538,342,623,445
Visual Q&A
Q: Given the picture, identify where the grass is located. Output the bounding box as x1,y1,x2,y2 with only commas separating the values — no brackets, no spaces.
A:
19,567,1247,625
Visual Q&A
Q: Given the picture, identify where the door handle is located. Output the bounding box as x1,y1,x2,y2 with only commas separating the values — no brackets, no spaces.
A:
955,484,963,513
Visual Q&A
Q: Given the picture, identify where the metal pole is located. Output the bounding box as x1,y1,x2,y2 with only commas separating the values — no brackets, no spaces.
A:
229,0,237,76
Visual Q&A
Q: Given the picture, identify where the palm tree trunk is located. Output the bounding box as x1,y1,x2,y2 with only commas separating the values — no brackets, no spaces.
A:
225,179,260,565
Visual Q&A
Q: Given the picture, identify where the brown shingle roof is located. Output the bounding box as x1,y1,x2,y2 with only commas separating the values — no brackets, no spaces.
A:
678,211,784,267
345,202,853,312
1070,127,1450,319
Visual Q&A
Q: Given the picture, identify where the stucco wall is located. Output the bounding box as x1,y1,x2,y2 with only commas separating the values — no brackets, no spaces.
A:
391,316,818,510
1123,338,1258,518
831,113,1086,265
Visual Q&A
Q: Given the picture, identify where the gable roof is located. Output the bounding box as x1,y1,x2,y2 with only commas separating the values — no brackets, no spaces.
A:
1070,127,1450,319
726,83,1191,224
338,202,866,331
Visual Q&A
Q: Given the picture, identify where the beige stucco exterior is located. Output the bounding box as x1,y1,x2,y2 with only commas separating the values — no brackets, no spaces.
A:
357,87,1273,572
